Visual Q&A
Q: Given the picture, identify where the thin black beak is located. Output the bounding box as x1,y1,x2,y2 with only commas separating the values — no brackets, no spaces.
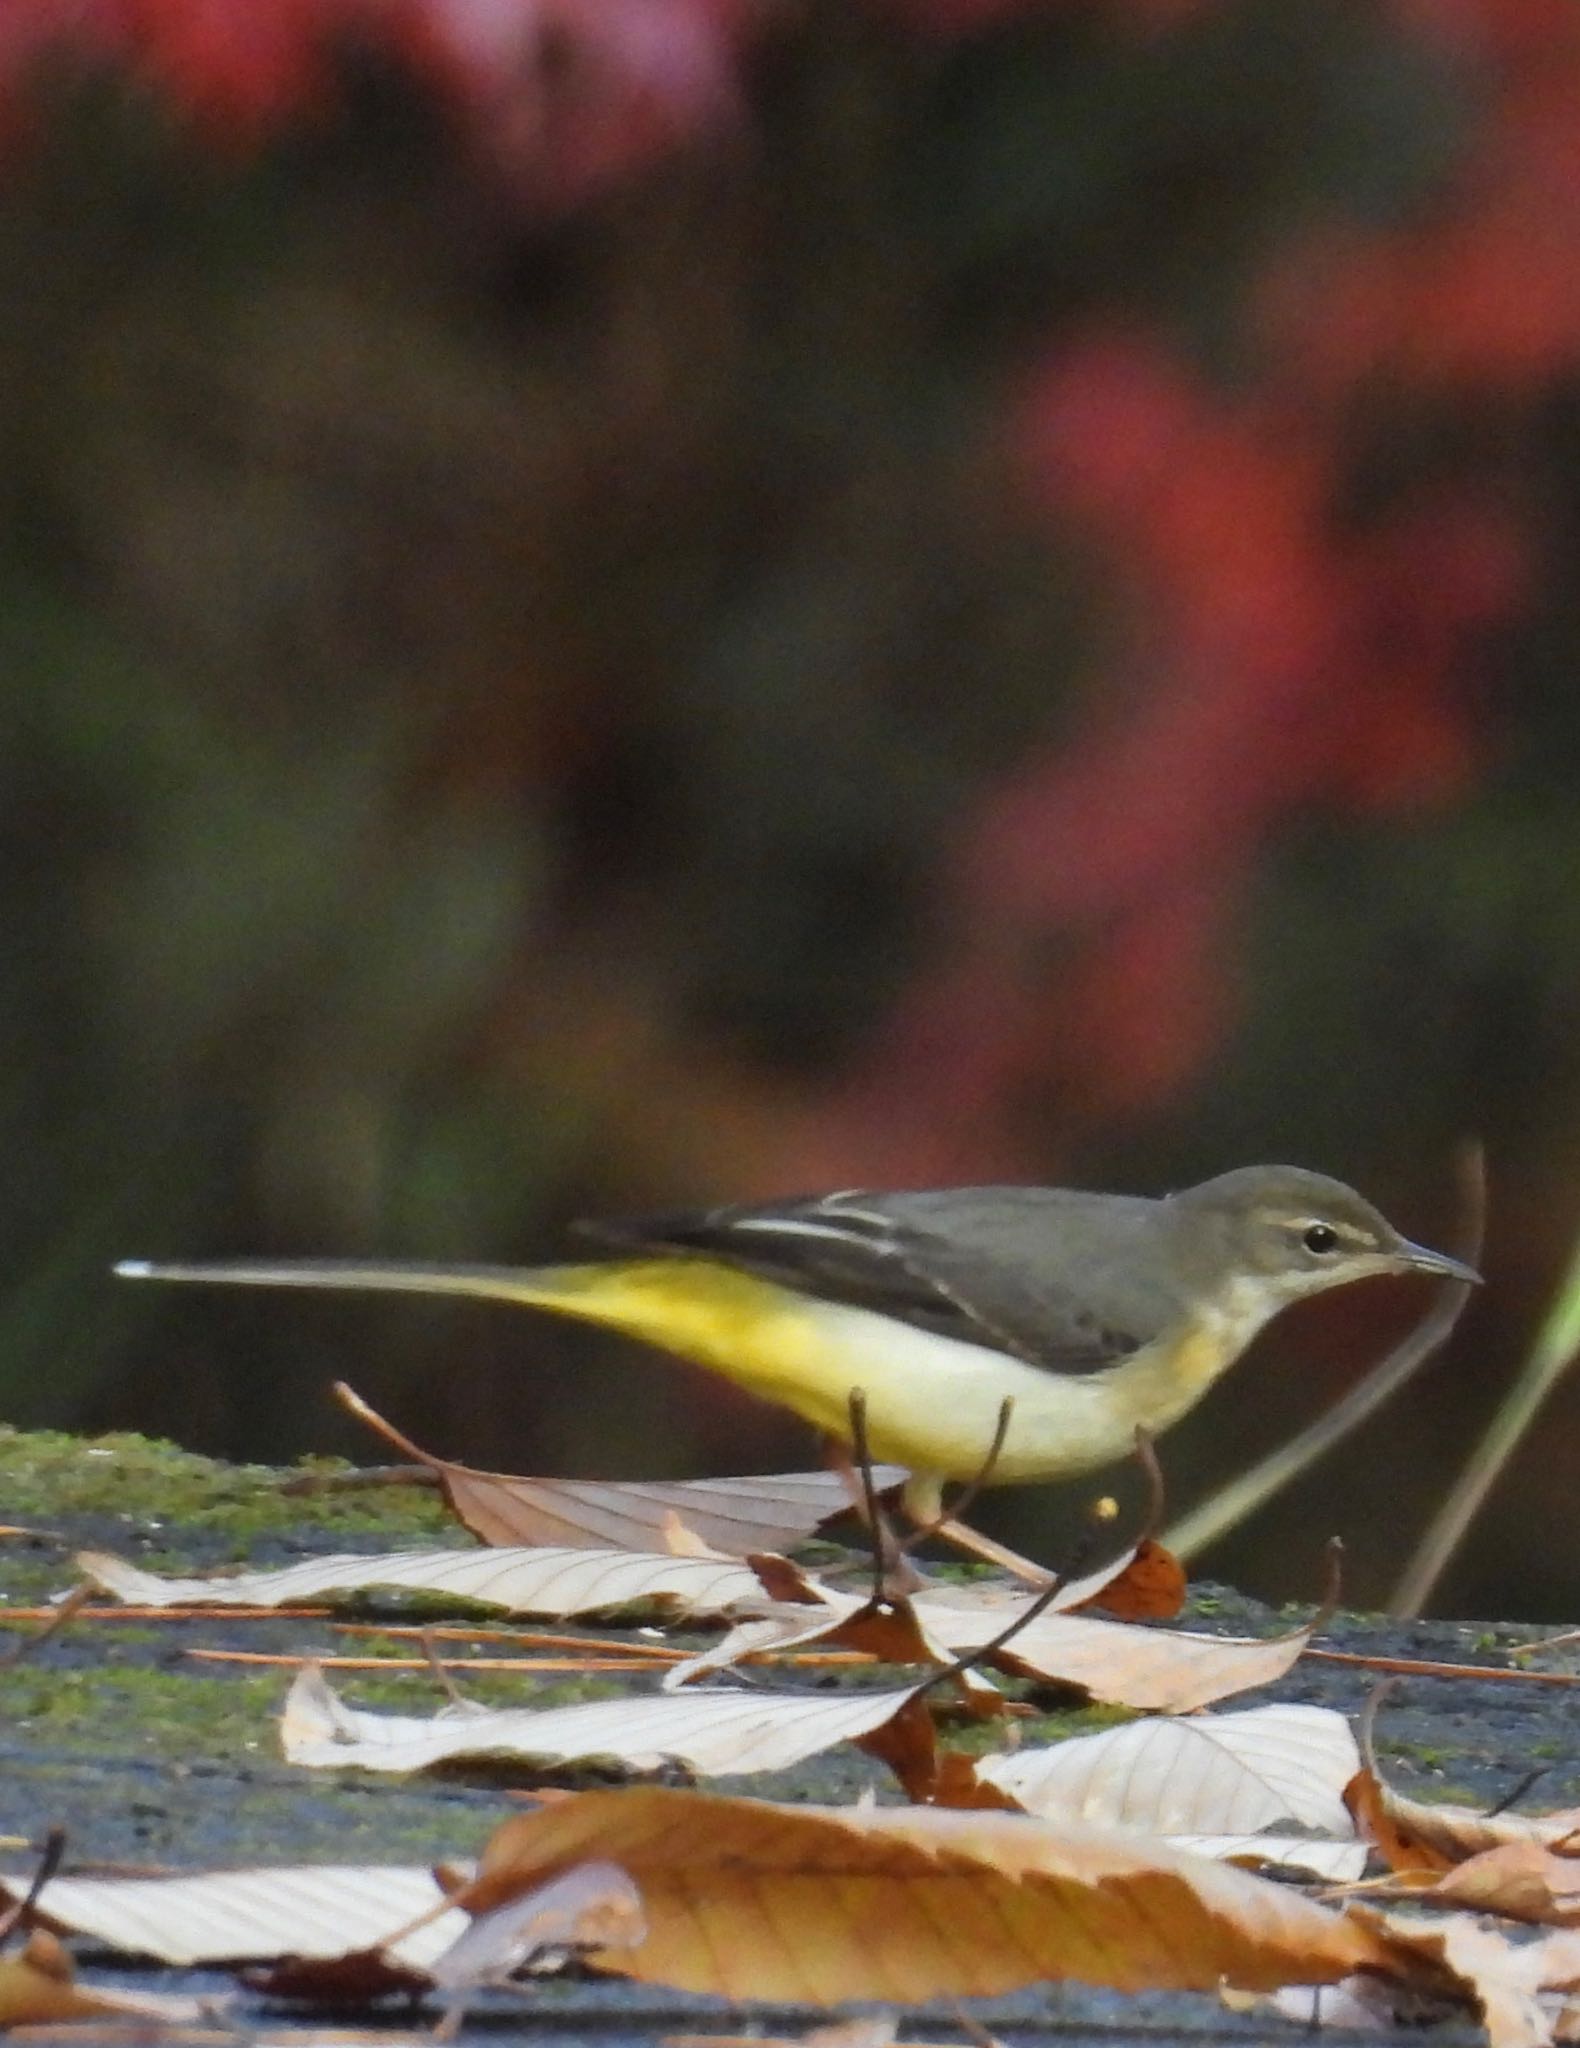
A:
1396,1239,1482,1286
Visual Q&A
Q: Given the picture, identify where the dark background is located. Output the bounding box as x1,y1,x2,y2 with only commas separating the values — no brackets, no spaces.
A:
5,0,1580,1615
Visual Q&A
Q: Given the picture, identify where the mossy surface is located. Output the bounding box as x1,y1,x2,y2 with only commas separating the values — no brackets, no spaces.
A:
1,1427,1577,1883
0,1425,453,1539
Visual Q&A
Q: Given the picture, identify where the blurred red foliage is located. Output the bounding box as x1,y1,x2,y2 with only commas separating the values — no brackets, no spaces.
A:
7,0,1580,1186
813,0,1580,1182
0,0,751,194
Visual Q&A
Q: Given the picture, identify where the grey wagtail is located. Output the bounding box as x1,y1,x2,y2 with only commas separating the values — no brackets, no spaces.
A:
117,1165,1475,1521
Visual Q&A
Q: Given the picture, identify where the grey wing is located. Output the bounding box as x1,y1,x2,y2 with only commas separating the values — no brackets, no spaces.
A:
572,1187,1152,1375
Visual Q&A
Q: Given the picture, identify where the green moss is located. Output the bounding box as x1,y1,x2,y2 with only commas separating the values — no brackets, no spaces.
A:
0,1664,283,1760
1011,1701,1136,1745
328,1665,629,1713
0,1426,452,1540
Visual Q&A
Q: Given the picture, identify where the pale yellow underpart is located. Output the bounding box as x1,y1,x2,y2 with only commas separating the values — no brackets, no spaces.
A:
406,1258,1283,1492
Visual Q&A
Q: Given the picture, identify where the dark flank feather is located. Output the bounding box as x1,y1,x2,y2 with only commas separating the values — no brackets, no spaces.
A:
572,1186,1179,1375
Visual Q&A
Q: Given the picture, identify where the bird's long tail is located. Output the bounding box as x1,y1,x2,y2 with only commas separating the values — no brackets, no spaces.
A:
114,1255,849,1427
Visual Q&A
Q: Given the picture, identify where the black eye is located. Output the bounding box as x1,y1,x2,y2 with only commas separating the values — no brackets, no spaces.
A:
1303,1223,1339,1255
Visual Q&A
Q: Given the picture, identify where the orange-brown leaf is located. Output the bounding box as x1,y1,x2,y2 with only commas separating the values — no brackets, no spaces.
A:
0,1929,203,2026
338,1383,898,1554
1073,1538,1186,1620
461,1787,1397,2005
1403,1842,1580,1927
1347,1766,1580,1875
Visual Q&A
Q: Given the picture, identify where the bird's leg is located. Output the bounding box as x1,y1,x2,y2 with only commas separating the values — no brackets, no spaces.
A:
923,1514,1055,1586
897,1400,1056,1587
906,1462,1056,1583
897,1399,1012,1552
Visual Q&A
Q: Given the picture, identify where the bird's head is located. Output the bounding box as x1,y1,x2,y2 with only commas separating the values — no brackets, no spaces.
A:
1165,1164,1480,1312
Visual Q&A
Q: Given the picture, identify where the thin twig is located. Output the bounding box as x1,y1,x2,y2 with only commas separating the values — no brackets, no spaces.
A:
0,1586,92,1668
907,1519,1101,1704
0,1828,66,1946
843,1389,924,1600
189,1644,881,1674
1303,1646,1580,1686
416,1628,470,1709
330,1380,439,1466
1487,1765,1549,1817
1512,1628,1580,1659
185,1649,677,1674
0,1605,333,1623
904,1451,1169,1706
1165,1142,1485,1563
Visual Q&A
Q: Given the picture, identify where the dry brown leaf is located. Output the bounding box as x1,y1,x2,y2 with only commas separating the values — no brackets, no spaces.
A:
1,1863,467,1969
669,1542,1192,1693
668,1586,1308,1714
338,1380,902,1554
77,1544,765,1620
1356,1908,1560,2048
0,1927,206,2026
909,1594,1318,1711
281,1662,928,1780
429,1860,645,2001
241,1945,436,2004
444,1469,903,1560
1074,1539,1187,1620
1393,1842,1580,1926
1347,1766,1580,1875
1256,1976,1469,2031
1178,1836,1368,1880
456,1785,1397,2004
978,1704,1359,1838
850,1695,1018,1808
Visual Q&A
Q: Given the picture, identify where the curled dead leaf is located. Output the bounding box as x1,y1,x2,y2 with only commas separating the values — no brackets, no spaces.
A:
1346,1766,1580,1877
1074,1538,1186,1620
1380,1841,1580,1927
336,1380,902,1555
77,1543,766,1621
0,1927,205,2026
457,1786,1398,2004
281,1661,935,1782
979,1704,1359,1838
0,1862,467,1969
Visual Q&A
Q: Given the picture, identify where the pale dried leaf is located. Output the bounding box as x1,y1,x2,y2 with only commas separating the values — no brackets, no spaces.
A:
336,1383,900,1554
1411,1842,1580,1926
0,1928,206,2026
77,1545,764,1620
910,1595,1318,1711
1262,1978,1439,2029
1358,1908,1556,2048
459,1785,1398,2004
429,1861,644,1992
1177,1836,1367,1881
282,1662,922,1779
666,1543,1186,1692
978,1705,1358,1837
663,2025,902,2048
664,1613,836,1687
1528,1928,1580,1993
1348,1766,1580,1874
1,1863,467,1969
444,1468,901,1555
